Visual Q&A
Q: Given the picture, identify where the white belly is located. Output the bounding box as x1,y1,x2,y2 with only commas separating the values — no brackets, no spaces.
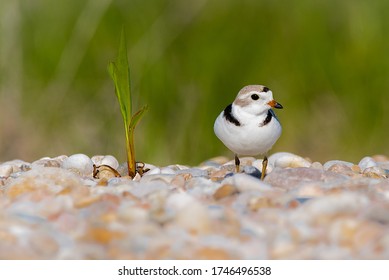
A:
214,111,282,156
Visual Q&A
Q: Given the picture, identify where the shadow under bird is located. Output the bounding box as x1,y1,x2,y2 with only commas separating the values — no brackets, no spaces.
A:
214,85,283,180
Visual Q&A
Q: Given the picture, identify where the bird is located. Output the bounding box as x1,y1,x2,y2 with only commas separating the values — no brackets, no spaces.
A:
214,85,283,180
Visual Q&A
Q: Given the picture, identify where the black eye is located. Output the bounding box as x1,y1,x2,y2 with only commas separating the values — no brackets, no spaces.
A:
251,94,259,100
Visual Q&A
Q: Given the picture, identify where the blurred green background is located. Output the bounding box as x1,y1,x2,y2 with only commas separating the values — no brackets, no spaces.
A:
1,0,388,166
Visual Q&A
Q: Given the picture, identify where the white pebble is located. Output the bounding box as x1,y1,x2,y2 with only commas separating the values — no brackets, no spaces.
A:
0,160,30,173
359,157,377,171
268,152,311,168
166,192,196,211
222,173,272,192
167,193,210,234
144,167,161,175
363,166,387,177
91,155,104,165
0,164,13,177
311,162,324,170
323,160,354,171
160,167,176,175
100,155,118,169
118,204,148,223
91,155,119,169
61,154,94,176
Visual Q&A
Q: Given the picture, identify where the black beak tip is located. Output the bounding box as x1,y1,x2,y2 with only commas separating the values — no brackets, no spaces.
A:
275,103,283,109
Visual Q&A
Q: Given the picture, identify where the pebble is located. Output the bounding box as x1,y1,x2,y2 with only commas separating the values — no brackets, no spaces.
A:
0,164,13,177
363,166,387,178
323,160,355,171
91,155,119,170
165,192,211,233
61,154,94,176
311,161,324,170
222,173,272,192
358,156,378,171
31,156,66,169
268,152,311,168
1,152,389,259
213,184,238,200
243,166,262,178
327,164,360,177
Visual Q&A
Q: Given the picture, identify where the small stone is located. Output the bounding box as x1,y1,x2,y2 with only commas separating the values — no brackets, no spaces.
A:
323,160,354,171
93,164,121,180
0,160,31,173
132,173,141,182
144,167,161,175
328,164,359,177
170,164,191,170
311,162,323,170
91,155,119,170
351,165,361,173
31,157,62,168
268,152,311,168
61,154,94,176
243,166,261,178
0,164,13,178
213,184,238,200
363,166,386,178
167,193,211,234
209,169,230,181
222,173,272,192
248,197,275,211
358,156,377,171
160,167,176,175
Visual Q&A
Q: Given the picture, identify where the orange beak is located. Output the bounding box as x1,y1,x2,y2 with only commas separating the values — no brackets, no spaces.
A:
268,100,283,109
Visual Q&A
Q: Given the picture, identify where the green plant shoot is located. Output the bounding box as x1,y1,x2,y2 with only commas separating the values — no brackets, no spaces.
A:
108,29,148,177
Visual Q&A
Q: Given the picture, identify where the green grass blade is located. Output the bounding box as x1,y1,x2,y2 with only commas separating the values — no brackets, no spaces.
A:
108,29,148,177
129,105,149,129
107,29,132,137
126,105,148,177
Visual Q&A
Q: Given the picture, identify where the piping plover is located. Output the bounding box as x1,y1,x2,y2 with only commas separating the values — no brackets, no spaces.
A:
214,85,283,179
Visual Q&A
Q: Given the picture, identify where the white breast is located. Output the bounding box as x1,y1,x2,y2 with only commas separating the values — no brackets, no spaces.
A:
214,109,282,156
